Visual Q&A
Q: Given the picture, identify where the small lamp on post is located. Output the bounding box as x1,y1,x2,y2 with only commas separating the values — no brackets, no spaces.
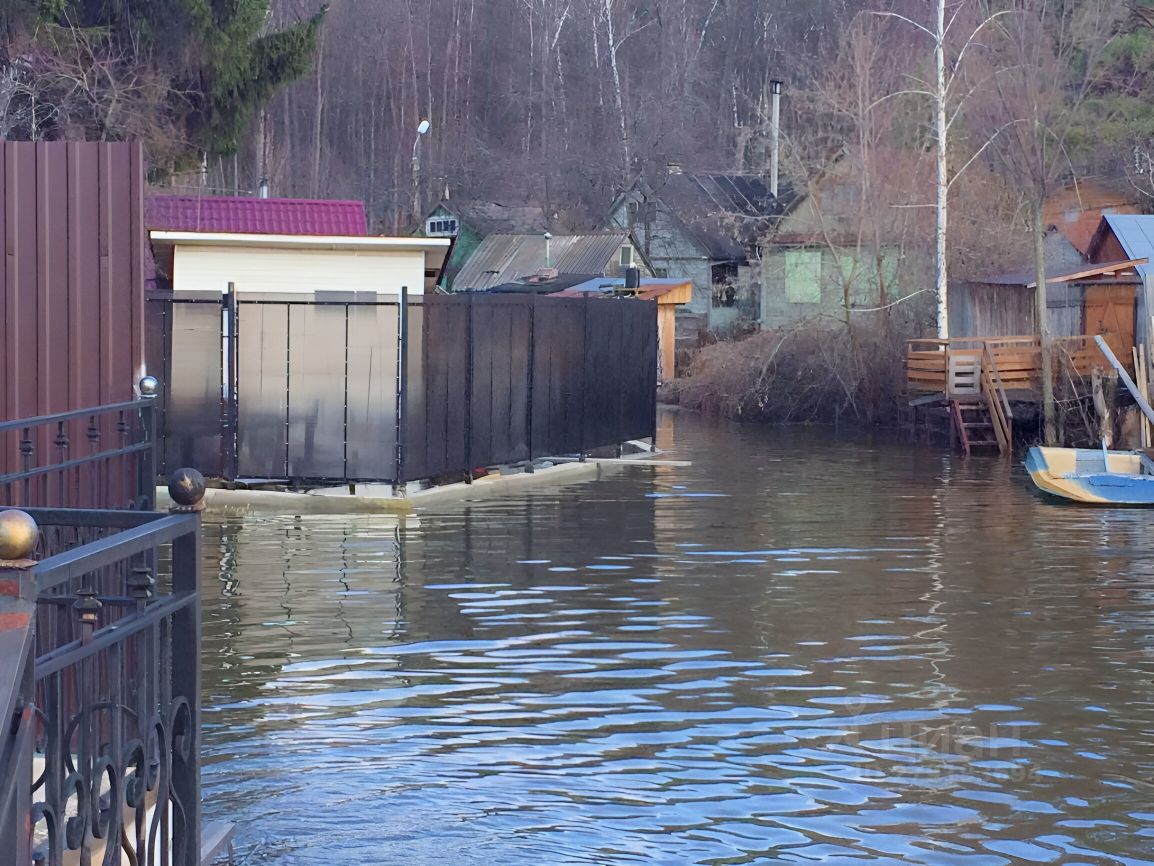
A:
412,119,431,225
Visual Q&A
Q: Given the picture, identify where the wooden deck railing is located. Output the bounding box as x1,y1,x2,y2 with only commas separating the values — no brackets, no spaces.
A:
907,335,1108,396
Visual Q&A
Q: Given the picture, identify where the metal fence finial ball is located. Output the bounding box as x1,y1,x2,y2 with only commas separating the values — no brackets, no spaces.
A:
139,375,159,397
0,509,39,561
168,469,206,507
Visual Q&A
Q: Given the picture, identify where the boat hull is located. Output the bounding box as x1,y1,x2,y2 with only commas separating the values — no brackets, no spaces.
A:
1025,446,1154,505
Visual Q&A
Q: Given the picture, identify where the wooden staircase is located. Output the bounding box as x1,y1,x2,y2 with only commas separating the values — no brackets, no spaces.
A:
947,348,1013,457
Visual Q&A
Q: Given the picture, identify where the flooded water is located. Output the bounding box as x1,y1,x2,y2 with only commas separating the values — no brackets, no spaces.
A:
200,410,1154,865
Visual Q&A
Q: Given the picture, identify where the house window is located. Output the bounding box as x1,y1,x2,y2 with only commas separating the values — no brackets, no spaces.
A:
627,202,639,224
620,245,634,267
426,217,459,237
711,262,740,307
784,250,822,303
654,267,668,278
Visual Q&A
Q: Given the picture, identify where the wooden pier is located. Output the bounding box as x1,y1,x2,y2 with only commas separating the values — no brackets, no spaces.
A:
905,335,1109,455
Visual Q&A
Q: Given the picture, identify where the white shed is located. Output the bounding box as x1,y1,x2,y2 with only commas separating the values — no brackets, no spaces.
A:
149,231,450,295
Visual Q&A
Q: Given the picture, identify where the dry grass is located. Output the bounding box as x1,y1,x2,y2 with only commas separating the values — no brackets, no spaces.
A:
668,321,909,425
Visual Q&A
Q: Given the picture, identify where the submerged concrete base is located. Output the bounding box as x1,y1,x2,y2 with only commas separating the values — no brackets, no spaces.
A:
157,452,679,516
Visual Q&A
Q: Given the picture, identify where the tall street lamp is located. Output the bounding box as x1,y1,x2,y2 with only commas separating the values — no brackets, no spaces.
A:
412,119,431,225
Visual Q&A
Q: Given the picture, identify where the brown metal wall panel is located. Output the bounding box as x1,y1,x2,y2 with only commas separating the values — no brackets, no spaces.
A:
401,301,427,479
530,298,585,456
346,303,399,480
167,302,223,475
287,305,349,478
0,142,145,508
237,303,288,479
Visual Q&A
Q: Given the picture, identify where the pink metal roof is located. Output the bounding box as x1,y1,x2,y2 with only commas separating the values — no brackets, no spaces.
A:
145,194,369,290
145,195,368,235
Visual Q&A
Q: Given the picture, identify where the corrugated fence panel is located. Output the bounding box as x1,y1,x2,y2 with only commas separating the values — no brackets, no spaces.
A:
582,299,626,451
619,299,659,442
0,142,144,508
237,303,288,479
530,297,586,457
471,296,532,466
403,296,470,480
346,303,399,480
167,301,224,476
287,305,348,478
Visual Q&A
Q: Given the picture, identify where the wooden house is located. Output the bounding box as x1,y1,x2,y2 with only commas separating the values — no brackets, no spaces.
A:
606,166,790,330
757,151,935,332
419,200,549,290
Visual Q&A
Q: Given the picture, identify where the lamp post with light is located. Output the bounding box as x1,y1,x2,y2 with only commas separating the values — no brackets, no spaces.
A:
412,119,431,225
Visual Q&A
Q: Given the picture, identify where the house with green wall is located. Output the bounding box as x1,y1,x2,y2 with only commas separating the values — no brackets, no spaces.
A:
759,153,931,331
419,200,549,290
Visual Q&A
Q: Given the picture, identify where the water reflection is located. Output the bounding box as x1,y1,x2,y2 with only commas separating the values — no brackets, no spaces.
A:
200,411,1154,864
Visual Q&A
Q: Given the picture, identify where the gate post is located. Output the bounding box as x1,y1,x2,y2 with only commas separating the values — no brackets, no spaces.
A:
526,293,536,470
394,286,408,494
223,283,239,482
465,291,475,483
579,292,591,462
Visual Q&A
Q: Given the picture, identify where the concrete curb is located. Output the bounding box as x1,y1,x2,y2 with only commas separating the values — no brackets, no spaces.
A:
156,452,678,516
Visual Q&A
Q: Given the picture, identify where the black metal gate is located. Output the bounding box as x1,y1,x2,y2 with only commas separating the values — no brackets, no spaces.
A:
148,291,657,485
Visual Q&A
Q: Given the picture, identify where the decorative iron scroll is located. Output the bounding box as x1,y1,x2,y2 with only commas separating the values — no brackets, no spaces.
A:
0,507,202,866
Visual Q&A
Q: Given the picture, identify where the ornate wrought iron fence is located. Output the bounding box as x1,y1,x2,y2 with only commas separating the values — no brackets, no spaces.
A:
0,501,202,866
0,398,158,510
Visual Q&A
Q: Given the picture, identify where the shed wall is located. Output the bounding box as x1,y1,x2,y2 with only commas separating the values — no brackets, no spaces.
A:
171,245,428,294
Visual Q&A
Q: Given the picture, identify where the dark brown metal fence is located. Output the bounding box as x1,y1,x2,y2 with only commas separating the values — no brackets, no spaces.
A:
0,141,146,507
148,292,658,485
401,293,658,481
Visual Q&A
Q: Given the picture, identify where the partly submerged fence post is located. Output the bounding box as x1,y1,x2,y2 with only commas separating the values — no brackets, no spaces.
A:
167,469,205,866
225,283,240,482
465,291,475,483
394,286,408,495
579,292,591,462
526,293,536,471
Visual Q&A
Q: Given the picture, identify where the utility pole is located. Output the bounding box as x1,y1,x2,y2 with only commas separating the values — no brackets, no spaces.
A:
934,0,949,339
769,80,782,199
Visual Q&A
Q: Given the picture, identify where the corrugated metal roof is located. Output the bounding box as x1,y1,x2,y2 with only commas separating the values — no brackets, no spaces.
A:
145,195,368,235
1103,214,1154,279
645,172,791,261
455,232,632,290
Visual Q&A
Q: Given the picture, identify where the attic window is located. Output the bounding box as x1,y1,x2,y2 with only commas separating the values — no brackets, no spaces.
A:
426,217,459,237
620,245,634,267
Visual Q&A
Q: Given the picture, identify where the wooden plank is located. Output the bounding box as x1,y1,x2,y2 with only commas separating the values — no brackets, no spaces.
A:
202,820,235,865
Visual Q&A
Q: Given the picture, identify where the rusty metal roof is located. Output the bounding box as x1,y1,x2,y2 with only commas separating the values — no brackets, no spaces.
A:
455,232,633,290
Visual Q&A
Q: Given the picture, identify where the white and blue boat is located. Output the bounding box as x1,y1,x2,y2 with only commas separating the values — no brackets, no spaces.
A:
1025,445,1154,505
